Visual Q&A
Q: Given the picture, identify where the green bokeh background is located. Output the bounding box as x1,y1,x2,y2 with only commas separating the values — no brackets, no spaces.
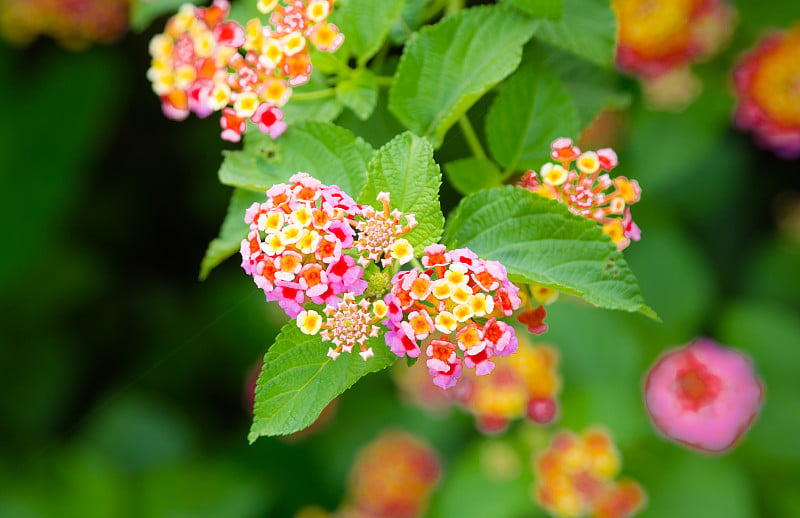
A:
1,1,799,516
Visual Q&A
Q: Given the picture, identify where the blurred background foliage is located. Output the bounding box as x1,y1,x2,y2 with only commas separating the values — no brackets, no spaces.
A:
1,0,799,516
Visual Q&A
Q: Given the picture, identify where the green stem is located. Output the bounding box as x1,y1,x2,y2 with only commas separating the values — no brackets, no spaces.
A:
410,257,424,271
501,161,518,178
458,116,487,160
422,0,448,21
375,75,395,87
291,88,336,102
446,0,465,15
370,40,391,72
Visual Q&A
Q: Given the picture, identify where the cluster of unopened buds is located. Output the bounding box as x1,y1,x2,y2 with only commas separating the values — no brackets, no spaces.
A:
534,427,646,518
147,0,343,142
519,138,642,251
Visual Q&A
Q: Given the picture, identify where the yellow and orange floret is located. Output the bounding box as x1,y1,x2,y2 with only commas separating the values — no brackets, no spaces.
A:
147,0,343,141
733,24,800,159
0,0,129,49
518,138,641,251
534,427,646,518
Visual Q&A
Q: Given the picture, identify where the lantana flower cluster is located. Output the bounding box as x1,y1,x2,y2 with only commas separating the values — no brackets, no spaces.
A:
612,0,735,108
519,138,642,251
240,172,367,317
241,173,531,389
459,340,562,434
534,427,646,518
0,0,129,50
733,25,800,159
341,430,441,518
613,0,734,78
147,0,343,142
383,245,522,389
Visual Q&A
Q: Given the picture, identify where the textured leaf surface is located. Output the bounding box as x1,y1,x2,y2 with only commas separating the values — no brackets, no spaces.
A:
388,5,536,147
336,88,407,148
199,189,263,280
389,0,429,44
359,133,444,252
502,0,563,19
531,0,617,68
535,45,631,126
443,157,504,196
335,0,406,63
442,186,656,317
336,68,378,120
218,121,373,195
485,62,579,173
249,323,395,440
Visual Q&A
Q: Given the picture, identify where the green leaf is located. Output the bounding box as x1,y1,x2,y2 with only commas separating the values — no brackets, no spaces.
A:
389,5,537,148
335,0,407,64
129,0,202,32
281,70,343,124
199,189,264,280
485,62,580,173
218,121,373,195
359,132,444,252
249,323,395,440
389,0,429,44
533,44,631,127
442,186,656,317
336,68,379,120
336,86,407,148
443,157,504,196
531,0,617,68
501,0,563,19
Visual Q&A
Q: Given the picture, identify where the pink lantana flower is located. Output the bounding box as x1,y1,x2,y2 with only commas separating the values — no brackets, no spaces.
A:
644,338,764,452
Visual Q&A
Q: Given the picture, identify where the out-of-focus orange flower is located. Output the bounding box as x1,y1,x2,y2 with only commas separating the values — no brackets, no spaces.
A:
0,0,129,49
534,427,646,518
346,430,441,518
613,0,735,79
395,334,562,435
733,25,800,159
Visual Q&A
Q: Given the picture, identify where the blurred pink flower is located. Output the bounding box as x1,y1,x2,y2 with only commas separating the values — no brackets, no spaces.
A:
644,338,763,452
